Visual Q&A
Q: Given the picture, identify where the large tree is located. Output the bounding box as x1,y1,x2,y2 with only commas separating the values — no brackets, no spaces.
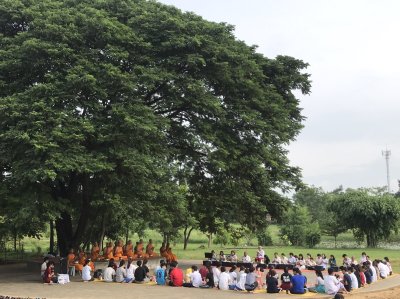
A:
0,0,310,255
327,188,400,247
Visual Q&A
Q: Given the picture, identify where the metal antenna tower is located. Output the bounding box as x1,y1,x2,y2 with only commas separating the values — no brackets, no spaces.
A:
382,149,391,192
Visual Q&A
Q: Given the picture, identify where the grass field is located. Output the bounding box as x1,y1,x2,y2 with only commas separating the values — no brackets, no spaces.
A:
4,225,400,272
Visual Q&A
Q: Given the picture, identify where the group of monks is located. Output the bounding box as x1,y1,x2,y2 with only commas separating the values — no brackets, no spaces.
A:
67,239,177,272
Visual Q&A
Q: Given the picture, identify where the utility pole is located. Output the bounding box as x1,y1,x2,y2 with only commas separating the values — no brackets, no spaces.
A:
382,149,391,193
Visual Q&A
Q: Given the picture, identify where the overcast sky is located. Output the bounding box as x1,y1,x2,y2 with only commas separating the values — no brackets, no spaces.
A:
158,0,400,193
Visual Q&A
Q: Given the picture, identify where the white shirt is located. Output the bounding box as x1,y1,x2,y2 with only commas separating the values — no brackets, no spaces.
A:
256,250,265,258
236,271,247,290
229,271,237,283
288,256,297,264
281,256,288,264
41,262,47,277
212,267,221,285
272,256,281,263
126,264,137,279
115,267,126,282
322,258,329,269
378,262,390,278
218,272,231,290
316,276,324,286
190,270,202,287
370,265,377,282
350,273,358,289
242,255,252,263
82,265,91,281
324,275,340,295
103,267,116,282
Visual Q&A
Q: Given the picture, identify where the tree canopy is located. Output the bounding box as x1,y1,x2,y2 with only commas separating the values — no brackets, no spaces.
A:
0,0,311,254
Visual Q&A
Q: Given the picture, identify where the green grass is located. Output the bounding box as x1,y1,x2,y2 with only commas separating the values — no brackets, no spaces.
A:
4,225,400,272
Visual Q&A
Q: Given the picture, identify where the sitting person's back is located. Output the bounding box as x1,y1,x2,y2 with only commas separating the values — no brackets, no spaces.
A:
134,260,147,283
245,267,257,292
156,262,167,285
103,261,116,282
266,270,280,293
169,261,184,287
290,268,307,294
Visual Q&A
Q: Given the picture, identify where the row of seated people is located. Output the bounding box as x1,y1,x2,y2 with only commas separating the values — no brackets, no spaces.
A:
206,246,267,263
67,239,178,272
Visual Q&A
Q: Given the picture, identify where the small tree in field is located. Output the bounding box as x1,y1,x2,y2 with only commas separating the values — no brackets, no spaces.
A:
280,205,321,247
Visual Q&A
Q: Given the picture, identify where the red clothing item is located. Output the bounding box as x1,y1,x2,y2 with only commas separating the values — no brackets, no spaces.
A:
169,267,184,286
43,267,52,283
360,271,366,286
199,266,208,280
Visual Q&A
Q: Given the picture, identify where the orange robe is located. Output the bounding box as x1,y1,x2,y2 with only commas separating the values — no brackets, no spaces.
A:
75,252,86,271
125,244,134,258
114,246,127,260
166,248,177,263
67,253,76,267
146,243,158,257
160,246,167,259
104,246,113,259
91,245,100,261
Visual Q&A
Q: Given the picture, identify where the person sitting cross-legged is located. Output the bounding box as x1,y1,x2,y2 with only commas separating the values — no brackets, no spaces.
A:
290,267,307,294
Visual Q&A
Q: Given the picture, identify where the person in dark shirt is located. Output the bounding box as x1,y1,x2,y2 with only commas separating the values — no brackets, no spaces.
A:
205,265,214,288
43,261,57,284
363,265,372,284
280,267,292,292
340,266,352,292
134,260,147,283
266,269,280,293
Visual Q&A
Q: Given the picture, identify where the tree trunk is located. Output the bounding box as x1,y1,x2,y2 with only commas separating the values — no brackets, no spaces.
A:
125,228,129,245
13,229,17,252
334,235,337,249
55,212,73,257
207,233,212,248
183,226,194,250
99,213,106,250
49,220,55,254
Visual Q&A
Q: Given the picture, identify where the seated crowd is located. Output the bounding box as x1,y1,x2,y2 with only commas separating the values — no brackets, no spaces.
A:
41,246,393,297
64,239,177,276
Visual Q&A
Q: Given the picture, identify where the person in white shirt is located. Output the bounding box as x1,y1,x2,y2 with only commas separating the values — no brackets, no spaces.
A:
288,253,297,264
234,266,247,290
229,266,237,285
103,260,116,282
212,263,221,287
115,260,126,283
183,265,202,287
255,246,265,263
82,259,92,282
218,266,231,290
378,260,390,279
272,252,281,264
349,268,358,290
125,258,136,282
342,254,352,267
242,251,252,263
360,252,367,264
229,250,238,262
281,253,288,264
41,257,49,278
369,262,377,282
383,257,392,275
324,268,346,295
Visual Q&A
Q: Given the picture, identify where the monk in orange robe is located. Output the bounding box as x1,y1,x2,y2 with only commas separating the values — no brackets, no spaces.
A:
160,242,167,259
137,239,148,259
146,239,158,258
75,248,86,271
91,242,100,261
67,249,76,267
125,240,134,258
113,240,125,260
103,242,114,260
165,243,177,263
133,242,139,259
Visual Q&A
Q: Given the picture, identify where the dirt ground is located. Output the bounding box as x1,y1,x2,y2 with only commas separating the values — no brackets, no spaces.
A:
0,262,399,299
